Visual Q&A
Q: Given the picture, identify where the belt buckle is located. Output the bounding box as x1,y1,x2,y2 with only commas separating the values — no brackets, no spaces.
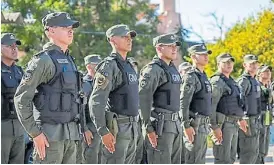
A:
129,116,134,122
205,117,210,123
171,113,178,121
158,113,165,120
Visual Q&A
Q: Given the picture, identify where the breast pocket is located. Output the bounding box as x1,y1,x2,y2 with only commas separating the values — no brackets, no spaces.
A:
1,73,17,87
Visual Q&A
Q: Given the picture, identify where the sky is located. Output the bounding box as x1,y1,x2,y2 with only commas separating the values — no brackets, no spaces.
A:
150,0,274,42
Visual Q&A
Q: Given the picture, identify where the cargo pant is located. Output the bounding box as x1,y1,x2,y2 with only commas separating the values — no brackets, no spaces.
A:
101,121,138,164
76,140,83,164
135,119,144,164
239,117,260,164
181,141,186,163
1,120,25,164
255,124,270,163
213,118,239,164
146,120,182,164
184,118,210,164
33,140,78,164
82,132,102,164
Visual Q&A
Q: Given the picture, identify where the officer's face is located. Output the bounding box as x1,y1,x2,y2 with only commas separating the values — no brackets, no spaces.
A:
244,61,259,74
193,54,209,66
259,69,272,80
219,59,234,74
48,26,74,46
1,43,18,61
159,43,178,61
112,34,132,52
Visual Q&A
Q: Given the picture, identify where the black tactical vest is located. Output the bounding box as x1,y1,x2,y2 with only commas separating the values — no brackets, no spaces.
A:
214,74,244,116
1,63,23,119
242,74,261,116
189,70,212,116
104,54,139,116
152,59,182,112
82,74,93,123
259,83,269,111
33,50,80,124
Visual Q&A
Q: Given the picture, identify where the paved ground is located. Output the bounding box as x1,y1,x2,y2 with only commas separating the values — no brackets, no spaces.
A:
205,145,274,164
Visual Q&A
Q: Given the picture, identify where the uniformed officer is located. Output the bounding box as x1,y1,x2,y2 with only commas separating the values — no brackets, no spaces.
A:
89,24,139,164
128,57,145,164
139,33,182,164
210,53,248,163
14,12,82,164
237,54,261,164
255,64,273,164
178,62,192,77
1,33,25,164
78,54,102,164
180,44,212,164
178,61,192,164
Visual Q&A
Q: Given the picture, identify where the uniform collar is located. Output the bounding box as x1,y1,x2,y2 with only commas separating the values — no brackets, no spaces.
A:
194,67,206,74
1,61,15,69
243,71,255,78
111,51,127,61
43,42,69,54
153,55,173,67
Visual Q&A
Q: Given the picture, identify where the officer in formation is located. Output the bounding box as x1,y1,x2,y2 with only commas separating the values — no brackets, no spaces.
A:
237,54,261,164
178,62,192,77
210,53,248,163
88,24,139,164
78,54,102,164
128,57,145,164
14,12,81,163
178,61,192,164
255,65,273,164
180,44,212,164
139,34,182,164
1,33,25,164
8,11,274,164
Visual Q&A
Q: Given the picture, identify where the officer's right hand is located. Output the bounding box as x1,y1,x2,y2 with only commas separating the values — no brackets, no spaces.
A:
84,130,94,146
238,119,248,133
102,133,116,153
184,127,195,144
33,133,49,160
213,128,223,143
147,131,158,148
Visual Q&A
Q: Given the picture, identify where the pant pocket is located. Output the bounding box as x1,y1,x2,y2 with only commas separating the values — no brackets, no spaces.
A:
147,148,163,164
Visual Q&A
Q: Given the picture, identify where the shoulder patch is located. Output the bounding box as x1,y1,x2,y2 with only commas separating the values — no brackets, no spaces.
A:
210,75,221,84
94,72,109,90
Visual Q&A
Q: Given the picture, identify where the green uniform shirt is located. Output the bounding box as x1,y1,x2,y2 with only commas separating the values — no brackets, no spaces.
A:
88,52,124,137
180,67,204,128
14,42,80,140
138,56,169,133
210,72,242,129
237,71,258,113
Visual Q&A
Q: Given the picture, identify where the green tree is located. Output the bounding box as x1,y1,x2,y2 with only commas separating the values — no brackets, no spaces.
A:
1,0,160,70
204,8,274,78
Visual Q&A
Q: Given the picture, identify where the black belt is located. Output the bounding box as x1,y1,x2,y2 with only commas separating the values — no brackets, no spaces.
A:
116,116,138,124
225,116,241,123
151,112,180,121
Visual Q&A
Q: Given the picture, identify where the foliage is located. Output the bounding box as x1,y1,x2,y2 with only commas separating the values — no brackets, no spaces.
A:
203,9,274,78
1,0,161,70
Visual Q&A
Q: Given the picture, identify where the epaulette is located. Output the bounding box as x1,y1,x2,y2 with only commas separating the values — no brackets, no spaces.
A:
95,55,116,72
33,50,46,58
